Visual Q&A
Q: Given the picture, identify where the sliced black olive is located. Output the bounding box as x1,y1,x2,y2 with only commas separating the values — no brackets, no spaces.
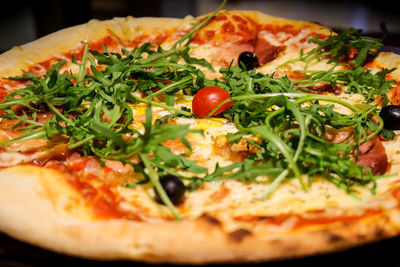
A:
155,175,186,205
380,105,400,130
238,51,259,70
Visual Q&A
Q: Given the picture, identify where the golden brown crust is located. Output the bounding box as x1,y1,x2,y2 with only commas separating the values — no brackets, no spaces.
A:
1,11,400,265
1,165,400,264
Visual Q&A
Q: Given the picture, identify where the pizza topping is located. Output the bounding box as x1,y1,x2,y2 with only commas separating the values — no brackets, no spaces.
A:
290,66,395,104
325,127,354,144
238,51,259,70
0,4,398,221
155,174,186,205
192,86,234,118
380,105,400,130
0,35,392,202
212,63,394,196
191,11,257,46
253,36,285,65
304,82,342,95
213,42,254,67
281,26,384,68
357,136,389,175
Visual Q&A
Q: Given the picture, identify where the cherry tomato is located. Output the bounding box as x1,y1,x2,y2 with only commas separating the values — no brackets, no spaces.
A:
192,86,233,118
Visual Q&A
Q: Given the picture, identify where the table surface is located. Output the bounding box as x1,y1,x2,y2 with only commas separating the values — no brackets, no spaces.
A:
1,231,400,267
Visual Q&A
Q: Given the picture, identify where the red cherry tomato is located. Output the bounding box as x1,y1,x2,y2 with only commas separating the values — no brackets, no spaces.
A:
192,86,233,118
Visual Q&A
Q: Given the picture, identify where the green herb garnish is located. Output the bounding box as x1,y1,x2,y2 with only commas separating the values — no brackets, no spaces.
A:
281,26,384,69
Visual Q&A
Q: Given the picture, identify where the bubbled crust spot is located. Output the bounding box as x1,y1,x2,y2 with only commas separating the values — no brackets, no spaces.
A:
228,228,253,243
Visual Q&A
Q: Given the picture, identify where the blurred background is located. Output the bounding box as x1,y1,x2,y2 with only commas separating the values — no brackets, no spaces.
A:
1,0,400,53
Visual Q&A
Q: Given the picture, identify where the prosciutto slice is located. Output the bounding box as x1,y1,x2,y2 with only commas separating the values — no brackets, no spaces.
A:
357,136,389,175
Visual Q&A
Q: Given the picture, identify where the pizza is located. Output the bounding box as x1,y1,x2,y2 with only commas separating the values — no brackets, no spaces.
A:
1,1,400,264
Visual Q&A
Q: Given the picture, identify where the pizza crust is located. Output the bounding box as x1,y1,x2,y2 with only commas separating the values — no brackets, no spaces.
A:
1,165,400,264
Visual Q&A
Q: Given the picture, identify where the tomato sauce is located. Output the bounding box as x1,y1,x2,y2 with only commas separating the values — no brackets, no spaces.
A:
127,33,169,48
222,21,235,33
46,160,142,221
261,24,301,36
191,14,257,45
20,32,168,76
0,89,8,115
92,185,126,219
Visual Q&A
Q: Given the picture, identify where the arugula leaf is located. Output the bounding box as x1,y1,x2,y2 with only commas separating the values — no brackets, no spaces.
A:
213,64,386,195
281,26,383,68
293,66,396,105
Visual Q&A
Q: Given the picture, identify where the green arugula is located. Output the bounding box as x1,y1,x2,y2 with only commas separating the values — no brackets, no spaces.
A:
197,65,388,197
293,66,396,106
281,26,384,69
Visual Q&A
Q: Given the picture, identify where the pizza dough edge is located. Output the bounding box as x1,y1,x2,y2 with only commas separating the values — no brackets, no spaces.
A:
1,165,400,264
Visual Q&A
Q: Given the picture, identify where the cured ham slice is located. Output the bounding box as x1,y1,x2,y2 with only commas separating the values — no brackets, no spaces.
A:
357,136,389,175
254,36,285,65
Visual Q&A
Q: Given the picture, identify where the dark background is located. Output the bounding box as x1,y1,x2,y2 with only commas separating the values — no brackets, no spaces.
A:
1,0,400,266
1,0,400,53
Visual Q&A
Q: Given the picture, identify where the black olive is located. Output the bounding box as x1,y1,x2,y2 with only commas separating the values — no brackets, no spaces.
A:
154,175,186,205
380,105,400,130
238,51,259,70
